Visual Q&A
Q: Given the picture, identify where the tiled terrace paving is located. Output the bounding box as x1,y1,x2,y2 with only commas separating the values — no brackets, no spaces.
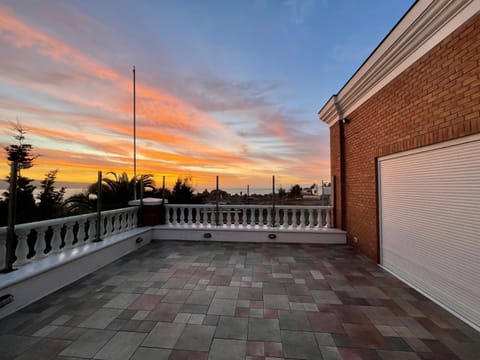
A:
1,241,479,360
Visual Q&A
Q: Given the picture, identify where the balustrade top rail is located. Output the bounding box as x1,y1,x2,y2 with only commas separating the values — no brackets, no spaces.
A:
165,203,331,229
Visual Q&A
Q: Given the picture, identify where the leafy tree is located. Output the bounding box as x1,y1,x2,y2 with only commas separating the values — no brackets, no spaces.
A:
277,187,286,198
171,177,198,203
37,170,66,219
288,184,302,198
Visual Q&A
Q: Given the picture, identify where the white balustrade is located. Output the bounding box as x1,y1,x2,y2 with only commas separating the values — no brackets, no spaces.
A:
165,204,331,229
0,207,139,268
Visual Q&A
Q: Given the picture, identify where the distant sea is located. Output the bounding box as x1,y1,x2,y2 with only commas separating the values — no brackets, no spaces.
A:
0,185,275,201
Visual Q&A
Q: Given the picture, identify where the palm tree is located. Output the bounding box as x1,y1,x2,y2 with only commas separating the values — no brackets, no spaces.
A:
64,172,155,214
94,172,155,210
63,192,96,215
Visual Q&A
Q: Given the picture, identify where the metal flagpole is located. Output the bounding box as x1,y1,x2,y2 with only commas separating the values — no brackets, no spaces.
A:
133,65,137,200
272,175,276,227
215,176,219,226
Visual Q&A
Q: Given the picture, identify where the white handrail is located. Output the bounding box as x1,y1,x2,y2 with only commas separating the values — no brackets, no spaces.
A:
0,207,140,268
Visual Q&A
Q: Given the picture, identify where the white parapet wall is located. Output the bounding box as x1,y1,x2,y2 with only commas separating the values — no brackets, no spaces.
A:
0,207,150,319
0,227,152,319
153,225,346,244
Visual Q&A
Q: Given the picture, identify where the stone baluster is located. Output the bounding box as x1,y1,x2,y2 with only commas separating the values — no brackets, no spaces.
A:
179,207,185,225
276,208,282,227
64,221,76,248
132,209,138,229
291,209,299,229
111,214,120,234
299,208,306,228
165,207,171,225
33,226,48,259
266,207,272,227
51,224,63,252
257,208,264,226
87,218,96,242
187,208,193,225
324,208,331,228
308,209,314,228
14,229,31,266
105,215,113,235
195,207,202,225
76,219,86,245
234,208,240,226
118,212,125,233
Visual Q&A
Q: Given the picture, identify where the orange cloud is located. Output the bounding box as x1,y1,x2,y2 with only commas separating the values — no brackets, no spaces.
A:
0,5,331,189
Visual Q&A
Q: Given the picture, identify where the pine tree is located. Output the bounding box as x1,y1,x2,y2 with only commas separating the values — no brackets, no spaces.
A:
37,170,66,220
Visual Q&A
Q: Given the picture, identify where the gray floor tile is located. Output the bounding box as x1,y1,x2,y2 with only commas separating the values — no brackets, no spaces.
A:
79,309,123,329
14,338,71,360
281,330,322,359
174,324,216,351
142,322,185,348
94,331,146,360
59,329,115,358
214,286,239,299
248,318,281,341
208,339,246,360
264,294,290,310
215,316,248,340
207,298,237,316
103,293,139,309
129,347,171,360
320,346,342,360
162,289,192,303
186,290,215,305
377,350,422,360
0,334,40,359
279,310,312,331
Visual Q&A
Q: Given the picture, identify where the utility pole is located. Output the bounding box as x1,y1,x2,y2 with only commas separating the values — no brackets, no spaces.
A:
133,65,137,200
3,162,18,272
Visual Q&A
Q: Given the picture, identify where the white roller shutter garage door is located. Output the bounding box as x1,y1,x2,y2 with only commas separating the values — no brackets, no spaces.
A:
378,134,480,330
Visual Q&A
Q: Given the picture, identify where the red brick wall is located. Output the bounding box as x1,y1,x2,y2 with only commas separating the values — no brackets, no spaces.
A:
330,13,480,262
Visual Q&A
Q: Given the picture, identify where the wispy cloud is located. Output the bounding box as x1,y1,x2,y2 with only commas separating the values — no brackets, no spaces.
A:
0,2,331,188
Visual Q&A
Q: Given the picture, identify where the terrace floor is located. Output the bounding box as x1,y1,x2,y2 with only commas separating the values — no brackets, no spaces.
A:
1,241,479,360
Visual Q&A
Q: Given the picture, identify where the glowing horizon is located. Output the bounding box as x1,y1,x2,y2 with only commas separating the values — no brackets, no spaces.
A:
0,1,413,190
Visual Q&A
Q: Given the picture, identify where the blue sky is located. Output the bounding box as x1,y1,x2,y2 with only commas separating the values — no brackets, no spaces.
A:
0,0,414,189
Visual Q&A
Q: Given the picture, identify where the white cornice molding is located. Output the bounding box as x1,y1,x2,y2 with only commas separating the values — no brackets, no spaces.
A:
318,0,480,127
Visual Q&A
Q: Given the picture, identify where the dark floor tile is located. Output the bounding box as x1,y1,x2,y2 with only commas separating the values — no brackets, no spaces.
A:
281,330,321,359
168,350,208,360
147,303,183,321
248,318,281,341
279,310,312,331
239,287,263,301
0,334,40,360
15,338,71,360
307,312,344,333
215,316,248,340
385,337,413,352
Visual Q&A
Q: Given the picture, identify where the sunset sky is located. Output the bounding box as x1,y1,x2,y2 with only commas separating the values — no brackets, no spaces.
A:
0,0,413,191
